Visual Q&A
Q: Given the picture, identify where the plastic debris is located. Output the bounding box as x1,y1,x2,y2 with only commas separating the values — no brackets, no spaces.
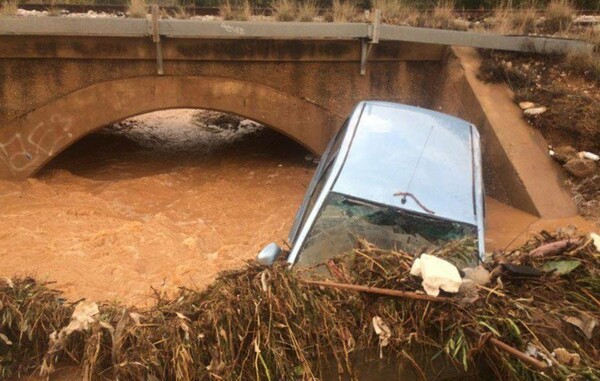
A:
519,101,536,110
502,263,542,277
524,106,547,116
553,348,581,366
372,316,391,358
590,233,600,252
41,301,100,375
410,254,461,297
65,301,99,334
525,343,553,367
578,151,600,162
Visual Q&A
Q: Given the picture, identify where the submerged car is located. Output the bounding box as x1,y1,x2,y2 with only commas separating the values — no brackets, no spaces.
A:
258,101,485,267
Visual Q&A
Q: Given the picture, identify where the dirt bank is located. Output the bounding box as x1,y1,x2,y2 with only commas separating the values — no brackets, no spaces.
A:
478,50,600,219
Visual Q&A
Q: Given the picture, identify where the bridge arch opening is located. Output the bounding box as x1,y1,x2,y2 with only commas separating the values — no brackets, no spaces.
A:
0,76,342,180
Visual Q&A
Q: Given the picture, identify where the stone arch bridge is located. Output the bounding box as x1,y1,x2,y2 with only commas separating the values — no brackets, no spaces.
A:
0,19,455,180
0,18,584,218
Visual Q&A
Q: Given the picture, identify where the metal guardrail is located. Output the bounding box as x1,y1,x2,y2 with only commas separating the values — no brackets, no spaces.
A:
0,16,594,55
378,25,595,55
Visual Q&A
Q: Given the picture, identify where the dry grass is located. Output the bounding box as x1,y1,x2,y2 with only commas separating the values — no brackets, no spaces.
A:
297,0,319,22
493,0,539,35
171,5,190,19
424,0,456,30
565,51,600,84
372,0,420,26
272,0,296,21
0,0,19,16
127,0,147,18
544,0,575,34
219,0,252,21
3,233,600,380
329,0,356,23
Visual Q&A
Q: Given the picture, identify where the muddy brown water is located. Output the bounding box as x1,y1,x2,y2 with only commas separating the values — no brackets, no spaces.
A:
0,109,597,308
0,110,314,306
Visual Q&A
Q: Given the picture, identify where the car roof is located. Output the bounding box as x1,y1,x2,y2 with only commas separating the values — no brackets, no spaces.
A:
331,101,479,226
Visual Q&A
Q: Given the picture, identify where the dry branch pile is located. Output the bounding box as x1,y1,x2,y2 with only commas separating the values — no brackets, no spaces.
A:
1,231,599,380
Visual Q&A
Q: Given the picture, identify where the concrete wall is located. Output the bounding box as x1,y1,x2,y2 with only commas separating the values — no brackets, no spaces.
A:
431,47,576,218
0,36,444,179
0,35,577,218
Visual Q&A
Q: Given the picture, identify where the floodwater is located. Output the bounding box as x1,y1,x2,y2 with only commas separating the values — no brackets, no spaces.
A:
0,110,315,305
0,109,597,306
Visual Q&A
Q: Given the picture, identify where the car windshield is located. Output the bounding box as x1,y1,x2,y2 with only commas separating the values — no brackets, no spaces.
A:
295,192,478,267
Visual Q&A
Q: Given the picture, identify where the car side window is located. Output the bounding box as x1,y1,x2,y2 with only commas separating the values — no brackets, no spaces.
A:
298,161,335,232
290,121,349,243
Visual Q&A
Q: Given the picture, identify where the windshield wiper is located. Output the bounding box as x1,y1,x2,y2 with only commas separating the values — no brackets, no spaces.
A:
393,191,435,215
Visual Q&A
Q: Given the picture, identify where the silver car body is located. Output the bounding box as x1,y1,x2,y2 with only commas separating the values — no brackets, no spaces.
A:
286,101,485,265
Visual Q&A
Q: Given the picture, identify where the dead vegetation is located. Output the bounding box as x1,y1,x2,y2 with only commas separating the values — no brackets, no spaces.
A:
493,0,539,34
297,0,318,22
372,0,420,25
127,0,146,18
478,50,600,149
424,0,456,29
565,50,600,83
544,0,576,34
0,0,18,16
327,0,357,23
478,49,600,218
571,175,600,217
272,0,295,21
1,233,599,380
219,0,252,21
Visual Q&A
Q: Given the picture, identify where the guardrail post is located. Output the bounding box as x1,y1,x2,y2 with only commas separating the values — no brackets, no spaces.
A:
151,4,164,75
361,9,381,75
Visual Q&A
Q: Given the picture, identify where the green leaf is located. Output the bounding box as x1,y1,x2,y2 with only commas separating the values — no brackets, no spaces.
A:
541,260,581,275
294,365,304,376
478,321,500,336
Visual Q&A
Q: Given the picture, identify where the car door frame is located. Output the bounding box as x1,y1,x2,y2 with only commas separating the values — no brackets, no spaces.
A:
287,102,366,265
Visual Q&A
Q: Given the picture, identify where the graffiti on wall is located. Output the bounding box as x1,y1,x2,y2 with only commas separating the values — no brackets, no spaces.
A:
0,114,73,173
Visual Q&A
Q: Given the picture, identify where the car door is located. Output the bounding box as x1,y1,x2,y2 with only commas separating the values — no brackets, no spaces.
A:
287,119,349,245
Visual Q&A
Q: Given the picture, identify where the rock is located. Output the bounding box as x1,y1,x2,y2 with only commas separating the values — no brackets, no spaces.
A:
573,15,600,26
452,19,470,31
519,101,536,110
553,348,581,366
552,145,578,163
462,265,490,285
564,158,597,178
524,106,547,116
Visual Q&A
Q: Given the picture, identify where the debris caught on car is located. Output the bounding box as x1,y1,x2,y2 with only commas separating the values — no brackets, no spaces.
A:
410,253,462,296
1,231,599,380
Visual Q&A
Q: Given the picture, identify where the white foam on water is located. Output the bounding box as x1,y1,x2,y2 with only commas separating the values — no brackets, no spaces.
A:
103,109,263,153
